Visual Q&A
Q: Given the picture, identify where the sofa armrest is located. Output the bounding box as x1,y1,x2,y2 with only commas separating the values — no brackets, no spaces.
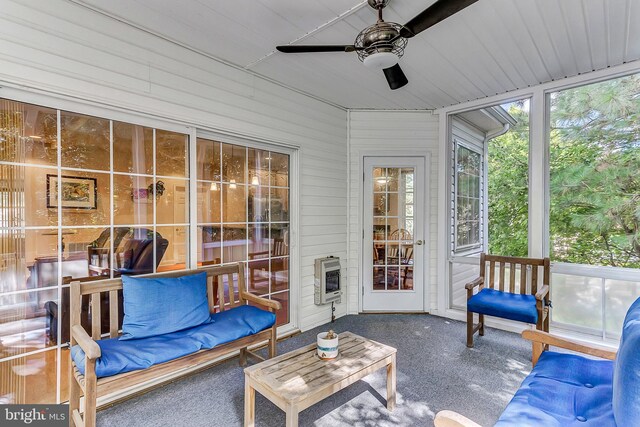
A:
535,284,549,300
241,290,282,311
522,329,616,366
434,411,482,427
71,325,101,360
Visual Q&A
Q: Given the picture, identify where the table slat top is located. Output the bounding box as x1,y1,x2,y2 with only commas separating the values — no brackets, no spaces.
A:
244,332,396,402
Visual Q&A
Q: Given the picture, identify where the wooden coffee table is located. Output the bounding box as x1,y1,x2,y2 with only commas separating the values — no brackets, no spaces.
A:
244,331,397,427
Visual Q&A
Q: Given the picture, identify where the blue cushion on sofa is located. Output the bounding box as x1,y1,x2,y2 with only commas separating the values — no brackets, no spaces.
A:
496,351,615,427
72,305,276,377
467,288,538,324
613,297,640,427
120,272,210,340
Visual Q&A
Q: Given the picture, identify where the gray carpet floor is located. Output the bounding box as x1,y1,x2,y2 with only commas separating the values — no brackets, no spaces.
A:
97,314,532,427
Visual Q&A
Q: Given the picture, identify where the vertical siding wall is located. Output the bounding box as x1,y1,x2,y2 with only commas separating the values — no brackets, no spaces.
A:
0,0,348,331
347,110,440,313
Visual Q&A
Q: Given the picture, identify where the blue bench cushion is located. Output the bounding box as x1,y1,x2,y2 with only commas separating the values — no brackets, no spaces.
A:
613,297,640,427
71,305,276,378
467,288,538,324
496,351,615,427
120,272,211,340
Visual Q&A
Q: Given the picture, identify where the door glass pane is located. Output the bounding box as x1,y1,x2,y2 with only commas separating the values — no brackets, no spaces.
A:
371,166,415,292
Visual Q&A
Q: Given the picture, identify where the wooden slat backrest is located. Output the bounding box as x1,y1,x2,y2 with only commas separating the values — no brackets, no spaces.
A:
69,263,248,342
214,263,246,310
481,254,550,295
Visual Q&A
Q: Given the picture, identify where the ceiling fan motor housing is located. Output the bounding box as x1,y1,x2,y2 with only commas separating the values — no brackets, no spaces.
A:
355,22,407,68
367,0,390,9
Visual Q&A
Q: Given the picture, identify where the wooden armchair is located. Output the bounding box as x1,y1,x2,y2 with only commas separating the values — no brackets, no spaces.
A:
466,253,550,348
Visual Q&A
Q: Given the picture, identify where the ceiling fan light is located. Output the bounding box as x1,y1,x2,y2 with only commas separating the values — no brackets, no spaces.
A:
363,51,399,69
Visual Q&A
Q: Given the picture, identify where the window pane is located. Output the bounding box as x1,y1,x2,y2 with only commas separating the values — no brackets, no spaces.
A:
113,174,154,225
156,130,188,178
222,225,247,263
222,144,245,184
198,225,221,265
248,185,269,222
59,170,109,226
222,183,246,223
271,291,289,326
196,138,221,181
270,152,289,187
552,273,603,331
0,288,58,358
113,122,153,175
60,112,110,171
155,179,188,225
549,74,640,267
270,188,289,222
248,148,269,187
21,165,58,227
604,279,640,338
197,182,221,223
0,99,57,166
0,349,58,404
156,225,187,272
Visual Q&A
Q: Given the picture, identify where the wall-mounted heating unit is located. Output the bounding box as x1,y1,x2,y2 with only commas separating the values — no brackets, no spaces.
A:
314,256,341,305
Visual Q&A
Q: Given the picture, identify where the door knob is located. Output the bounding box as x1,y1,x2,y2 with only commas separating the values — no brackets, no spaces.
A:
415,240,424,245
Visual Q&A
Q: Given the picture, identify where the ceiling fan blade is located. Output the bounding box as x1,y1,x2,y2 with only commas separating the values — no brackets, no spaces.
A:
276,45,358,53
383,64,408,90
400,0,479,38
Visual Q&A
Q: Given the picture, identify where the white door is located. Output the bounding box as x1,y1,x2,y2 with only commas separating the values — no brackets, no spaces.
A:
363,156,426,311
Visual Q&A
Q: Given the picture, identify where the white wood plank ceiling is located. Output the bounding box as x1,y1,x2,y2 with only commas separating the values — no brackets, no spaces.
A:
77,0,640,109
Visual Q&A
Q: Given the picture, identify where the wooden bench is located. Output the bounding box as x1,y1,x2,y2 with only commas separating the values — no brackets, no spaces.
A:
69,262,281,427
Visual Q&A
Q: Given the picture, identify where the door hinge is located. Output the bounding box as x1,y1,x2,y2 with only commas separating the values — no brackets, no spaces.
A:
362,286,364,296
362,229,364,239
363,171,365,182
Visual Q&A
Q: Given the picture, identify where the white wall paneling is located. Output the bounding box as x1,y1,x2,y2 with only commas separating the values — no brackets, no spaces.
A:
347,110,439,314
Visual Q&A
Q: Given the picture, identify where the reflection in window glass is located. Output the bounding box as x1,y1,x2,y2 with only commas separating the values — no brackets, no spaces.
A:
196,138,290,326
0,97,190,404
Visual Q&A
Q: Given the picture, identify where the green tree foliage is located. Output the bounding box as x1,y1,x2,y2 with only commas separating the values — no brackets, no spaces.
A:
486,74,640,267
487,102,529,257
549,74,640,267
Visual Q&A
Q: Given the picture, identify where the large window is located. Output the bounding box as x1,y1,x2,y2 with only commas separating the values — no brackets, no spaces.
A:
0,98,189,404
548,73,640,339
196,138,290,326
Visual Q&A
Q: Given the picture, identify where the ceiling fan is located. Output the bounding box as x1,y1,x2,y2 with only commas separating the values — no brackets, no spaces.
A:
276,0,478,90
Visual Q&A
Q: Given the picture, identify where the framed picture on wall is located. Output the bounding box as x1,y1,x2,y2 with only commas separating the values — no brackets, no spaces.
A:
46,174,97,209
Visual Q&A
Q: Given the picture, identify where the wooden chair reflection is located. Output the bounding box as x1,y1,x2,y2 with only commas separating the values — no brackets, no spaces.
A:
248,238,288,290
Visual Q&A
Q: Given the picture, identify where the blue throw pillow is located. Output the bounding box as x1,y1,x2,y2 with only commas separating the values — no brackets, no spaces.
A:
120,272,211,340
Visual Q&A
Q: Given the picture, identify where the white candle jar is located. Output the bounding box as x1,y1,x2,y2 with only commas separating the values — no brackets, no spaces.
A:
317,332,339,359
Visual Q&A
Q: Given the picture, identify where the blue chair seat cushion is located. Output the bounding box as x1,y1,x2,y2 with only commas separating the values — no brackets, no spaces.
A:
71,305,276,378
467,288,538,324
496,351,615,427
